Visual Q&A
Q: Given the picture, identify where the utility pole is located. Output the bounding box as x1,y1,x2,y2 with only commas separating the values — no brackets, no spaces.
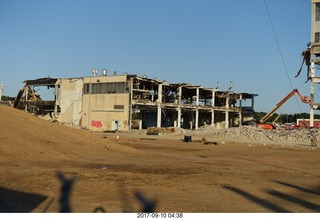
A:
0,84,3,101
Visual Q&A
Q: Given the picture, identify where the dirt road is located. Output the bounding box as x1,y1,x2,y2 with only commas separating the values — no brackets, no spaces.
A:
1,105,320,213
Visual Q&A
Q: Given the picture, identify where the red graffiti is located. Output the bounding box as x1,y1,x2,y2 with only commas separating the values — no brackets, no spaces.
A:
91,120,103,128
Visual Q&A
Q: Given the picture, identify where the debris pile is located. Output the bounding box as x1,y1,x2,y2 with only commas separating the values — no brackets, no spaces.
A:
146,127,176,135
309,128,319,147
130,125,318,147
192,125,313,146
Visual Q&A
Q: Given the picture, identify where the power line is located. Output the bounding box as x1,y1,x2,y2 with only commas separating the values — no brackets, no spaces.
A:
263,0,304,114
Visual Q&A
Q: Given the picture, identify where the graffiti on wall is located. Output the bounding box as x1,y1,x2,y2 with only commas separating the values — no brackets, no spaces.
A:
91,120,103,128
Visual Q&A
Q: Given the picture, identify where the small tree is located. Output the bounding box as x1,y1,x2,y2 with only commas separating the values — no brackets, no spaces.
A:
1,96,10,101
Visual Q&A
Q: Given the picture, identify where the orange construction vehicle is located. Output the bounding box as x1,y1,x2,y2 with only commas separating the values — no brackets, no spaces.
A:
257,89,310,130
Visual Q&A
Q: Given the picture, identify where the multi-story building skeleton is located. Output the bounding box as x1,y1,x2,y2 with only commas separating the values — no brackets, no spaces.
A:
14,73,257,132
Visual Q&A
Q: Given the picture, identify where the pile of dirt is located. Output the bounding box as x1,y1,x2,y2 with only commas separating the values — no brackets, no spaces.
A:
0,105,143,165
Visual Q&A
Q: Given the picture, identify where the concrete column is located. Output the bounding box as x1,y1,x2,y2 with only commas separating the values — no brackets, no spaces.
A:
310,61,315,127
196,87,199,106
195,87,199,130
211,110,215,127
225,96,229,129
139,120,142,130
177,108,181,128
211,90,215,126
189,113,193,129
157,83,163,128
195,110,199,130
177,86,182,128
157,105,162,127
54,82,59,120
24,85,28,112
178,86,182,104
251,95,254,110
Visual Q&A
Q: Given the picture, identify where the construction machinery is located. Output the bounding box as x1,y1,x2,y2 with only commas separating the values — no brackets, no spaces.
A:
257,89,310,130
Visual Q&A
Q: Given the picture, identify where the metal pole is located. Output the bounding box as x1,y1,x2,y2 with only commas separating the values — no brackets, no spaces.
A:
0,84,3,101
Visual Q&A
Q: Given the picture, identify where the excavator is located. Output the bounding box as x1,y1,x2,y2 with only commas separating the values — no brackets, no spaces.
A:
257,89,310,130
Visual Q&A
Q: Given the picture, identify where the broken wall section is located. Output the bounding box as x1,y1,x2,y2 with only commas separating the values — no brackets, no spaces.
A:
55,78,83,127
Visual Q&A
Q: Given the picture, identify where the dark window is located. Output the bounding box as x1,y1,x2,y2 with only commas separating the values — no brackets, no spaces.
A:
84,82,126,94
316,3,320,21
316,32,320,43
91,83,100,94
114,105,124,110
84,84,90,94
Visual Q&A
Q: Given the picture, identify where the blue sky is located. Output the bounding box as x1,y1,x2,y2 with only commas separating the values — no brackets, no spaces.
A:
0,0,313,114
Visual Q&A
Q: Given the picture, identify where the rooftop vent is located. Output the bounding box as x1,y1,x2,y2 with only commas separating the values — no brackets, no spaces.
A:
228,81,233,91
102,68,107,76
215,82,219,90
92,69,98,77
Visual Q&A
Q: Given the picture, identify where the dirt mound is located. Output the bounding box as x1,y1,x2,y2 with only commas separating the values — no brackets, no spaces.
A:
0,105,142,165
2,105,320,213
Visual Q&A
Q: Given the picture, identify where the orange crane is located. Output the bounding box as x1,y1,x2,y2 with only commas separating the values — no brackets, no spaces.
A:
258,89,310,130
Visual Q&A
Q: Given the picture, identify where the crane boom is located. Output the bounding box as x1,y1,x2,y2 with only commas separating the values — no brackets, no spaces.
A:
259,89,310,124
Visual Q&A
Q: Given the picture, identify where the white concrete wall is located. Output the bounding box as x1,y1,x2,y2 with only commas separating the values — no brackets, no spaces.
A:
56,78,83,126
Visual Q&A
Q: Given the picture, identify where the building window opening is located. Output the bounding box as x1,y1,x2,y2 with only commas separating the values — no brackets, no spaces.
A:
315,32,320,43
316,3,320,21
83,82,126,94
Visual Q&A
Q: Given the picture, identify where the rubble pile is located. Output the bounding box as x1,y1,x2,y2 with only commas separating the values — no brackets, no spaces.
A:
131,125,318,147
146,127,176,135
193,125,312,145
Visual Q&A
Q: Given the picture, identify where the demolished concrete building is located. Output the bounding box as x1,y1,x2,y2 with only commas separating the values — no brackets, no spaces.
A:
14,73,258,132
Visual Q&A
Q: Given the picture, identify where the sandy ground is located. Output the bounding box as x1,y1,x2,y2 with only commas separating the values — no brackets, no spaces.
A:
1,105,320,213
